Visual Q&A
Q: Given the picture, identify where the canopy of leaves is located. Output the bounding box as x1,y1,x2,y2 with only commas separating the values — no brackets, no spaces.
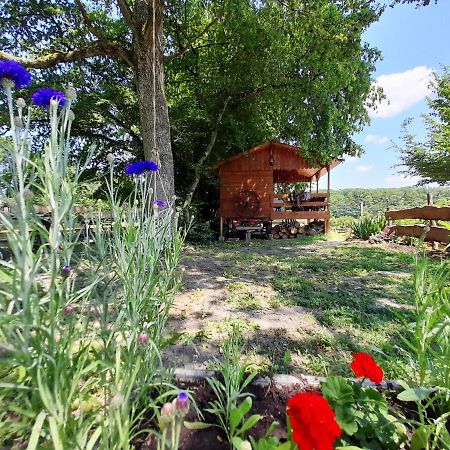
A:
396,68,450,185
1,0,383,209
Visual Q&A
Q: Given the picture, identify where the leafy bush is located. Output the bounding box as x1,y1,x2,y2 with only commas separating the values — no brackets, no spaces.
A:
351,215,386,240
186,219,214,243
331,215,357,232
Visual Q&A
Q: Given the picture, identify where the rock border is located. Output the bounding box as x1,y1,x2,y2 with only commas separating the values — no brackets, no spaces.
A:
173,368,401,391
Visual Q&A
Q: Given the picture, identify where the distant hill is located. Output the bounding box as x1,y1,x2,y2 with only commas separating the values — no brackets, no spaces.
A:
330,187,450,218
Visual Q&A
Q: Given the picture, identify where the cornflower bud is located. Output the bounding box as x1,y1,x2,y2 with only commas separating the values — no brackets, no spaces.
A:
424,225,430,233
160,402,175,427
137,332,149,346
174,392,190,417
16,97,26,108
106,153,114,163
61,264,72,278
240,442,252,450
22,188,34,200
67,110,75,121
66,85,77,100
14,116,24,128
110,393,124,409
64,304,76,316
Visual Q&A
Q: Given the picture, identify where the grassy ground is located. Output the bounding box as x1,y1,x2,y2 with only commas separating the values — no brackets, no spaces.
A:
166,235,421,380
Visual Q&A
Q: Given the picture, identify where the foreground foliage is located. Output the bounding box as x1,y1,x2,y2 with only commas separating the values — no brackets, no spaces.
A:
0,73,184,448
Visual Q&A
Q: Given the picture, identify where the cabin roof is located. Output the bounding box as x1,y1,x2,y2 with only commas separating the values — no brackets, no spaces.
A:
214,141,342,181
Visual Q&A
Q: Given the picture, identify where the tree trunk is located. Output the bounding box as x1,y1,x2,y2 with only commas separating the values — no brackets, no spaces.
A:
133,0,174,201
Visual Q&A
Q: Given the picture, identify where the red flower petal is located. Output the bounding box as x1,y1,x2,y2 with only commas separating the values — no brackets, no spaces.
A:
350,352,384,383
287,392,341,450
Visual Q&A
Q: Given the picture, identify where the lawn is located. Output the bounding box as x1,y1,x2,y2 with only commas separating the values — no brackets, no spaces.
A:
166,236,420,380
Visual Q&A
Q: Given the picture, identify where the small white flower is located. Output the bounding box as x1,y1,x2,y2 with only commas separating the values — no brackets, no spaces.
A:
16,97,26,108
106,153,114,163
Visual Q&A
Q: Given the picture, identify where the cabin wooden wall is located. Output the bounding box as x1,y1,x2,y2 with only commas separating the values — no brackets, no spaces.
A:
217,142,324,219
219,171,273,219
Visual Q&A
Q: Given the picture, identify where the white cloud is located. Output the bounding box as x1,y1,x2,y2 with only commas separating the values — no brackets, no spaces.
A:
364,134,389,145
369,66,433,119
356,164,374,173
383,174,422,188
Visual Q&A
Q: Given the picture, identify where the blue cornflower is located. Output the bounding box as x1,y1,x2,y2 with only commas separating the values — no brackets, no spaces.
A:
125,160,159,175
154,199,168,208
0,60,31,89
31,87,66,108
142,160,159,172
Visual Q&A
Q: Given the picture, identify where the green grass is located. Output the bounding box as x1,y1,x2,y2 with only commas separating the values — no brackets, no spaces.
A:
185,236,424,379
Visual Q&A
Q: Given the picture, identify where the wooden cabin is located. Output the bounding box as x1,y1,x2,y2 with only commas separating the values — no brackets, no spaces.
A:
215,141,341,239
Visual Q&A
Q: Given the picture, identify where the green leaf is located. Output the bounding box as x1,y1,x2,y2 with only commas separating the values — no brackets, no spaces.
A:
397,387,435,402
48,417,63,450
183,421,213,430
321,376,354,405
238,396,252,416
230,407,244,430
86,426,102,450
231,436,245,449
410,427,428,450
26,411,47,450
237,414,261,435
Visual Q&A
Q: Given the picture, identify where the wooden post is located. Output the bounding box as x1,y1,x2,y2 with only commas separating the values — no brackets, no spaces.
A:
316,176,319,194
219,216,225,241
427,193,439,249
326,165,330,234
309,180,312,194
387,207,392,227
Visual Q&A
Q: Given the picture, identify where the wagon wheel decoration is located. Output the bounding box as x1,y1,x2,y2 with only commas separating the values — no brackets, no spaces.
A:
234,190,261,217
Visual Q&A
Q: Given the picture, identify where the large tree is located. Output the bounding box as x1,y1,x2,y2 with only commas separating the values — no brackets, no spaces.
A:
0,0,383,202
0,0,225,199
397,68,450,185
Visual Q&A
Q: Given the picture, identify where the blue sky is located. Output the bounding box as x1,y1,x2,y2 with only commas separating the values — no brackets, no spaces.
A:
329,1,450,190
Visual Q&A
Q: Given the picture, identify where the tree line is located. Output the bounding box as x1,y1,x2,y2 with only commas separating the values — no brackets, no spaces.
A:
330,187,450,218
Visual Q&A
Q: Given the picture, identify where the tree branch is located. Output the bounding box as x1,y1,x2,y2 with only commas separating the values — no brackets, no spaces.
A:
75,0,134,66
182,96,231,214
103,110,143,149
0,43,113,69
165,12,223,62
115,0,139,36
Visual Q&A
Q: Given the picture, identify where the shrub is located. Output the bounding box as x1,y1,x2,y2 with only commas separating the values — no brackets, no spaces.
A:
331,215,357,232
351,215,386,240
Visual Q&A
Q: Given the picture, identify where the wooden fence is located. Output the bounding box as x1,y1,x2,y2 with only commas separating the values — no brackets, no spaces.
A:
385,205,450,243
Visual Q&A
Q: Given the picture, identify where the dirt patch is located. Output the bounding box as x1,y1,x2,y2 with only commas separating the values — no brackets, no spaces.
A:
163,239,416,376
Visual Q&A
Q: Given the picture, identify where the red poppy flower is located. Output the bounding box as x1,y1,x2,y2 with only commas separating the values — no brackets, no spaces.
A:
287,392,341,450
350,352,384,383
